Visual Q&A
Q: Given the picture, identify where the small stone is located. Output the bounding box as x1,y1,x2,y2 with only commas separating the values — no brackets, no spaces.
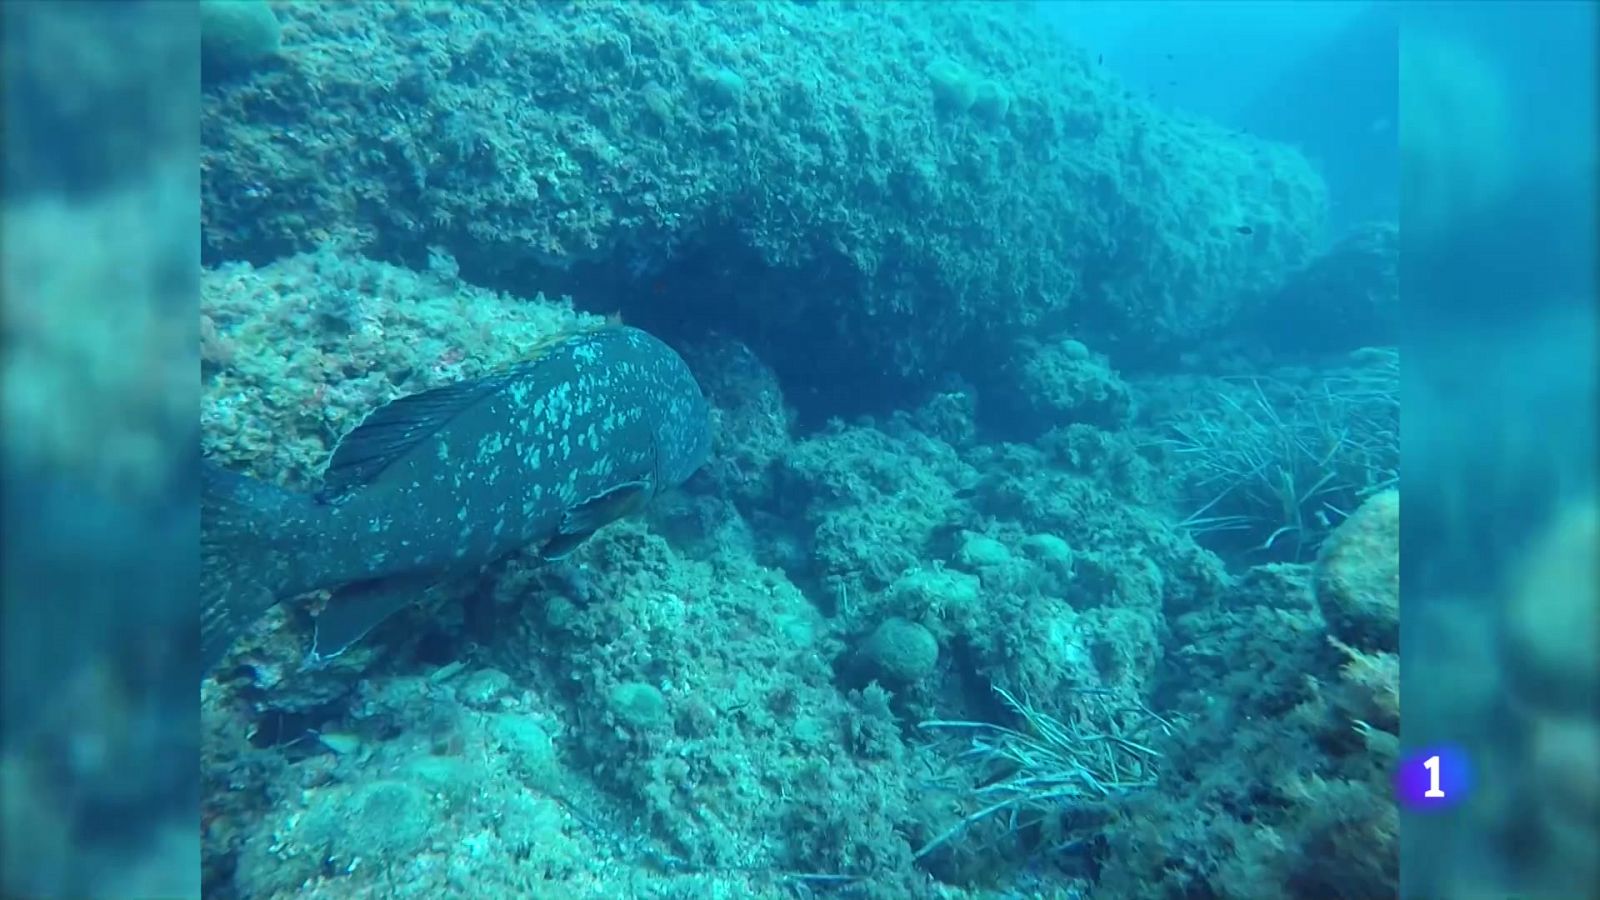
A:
861,617,940,683
608,682,669,731
317,731,362,755
455,668,513,710
958,533,1012,569
1023,533,1073,571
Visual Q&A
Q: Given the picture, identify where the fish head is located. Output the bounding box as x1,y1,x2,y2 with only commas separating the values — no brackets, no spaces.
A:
653,366,712,488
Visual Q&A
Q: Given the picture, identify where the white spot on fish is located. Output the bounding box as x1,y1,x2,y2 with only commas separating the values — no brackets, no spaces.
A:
476,432,505,465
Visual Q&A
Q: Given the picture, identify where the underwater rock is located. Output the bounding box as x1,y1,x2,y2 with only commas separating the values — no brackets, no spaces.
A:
926,58,977,111
487,713,561,790
1253,221,1398,355
202,3,1325,396
1313,489,1399,653
235,780,432,895
1021,533,1074,574
889,567,982,619
200,0,279,79
454,668,513,710
860,617,940,684
991,337,1134,440
956,533,1012,570
607,681,670,732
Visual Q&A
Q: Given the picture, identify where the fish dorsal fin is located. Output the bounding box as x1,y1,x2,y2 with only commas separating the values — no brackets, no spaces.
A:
317,325,617,501
320,373,512,501
524,321,617,355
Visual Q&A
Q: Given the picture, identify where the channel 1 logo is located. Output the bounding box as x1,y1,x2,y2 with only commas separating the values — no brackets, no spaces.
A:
1396,745,1472,811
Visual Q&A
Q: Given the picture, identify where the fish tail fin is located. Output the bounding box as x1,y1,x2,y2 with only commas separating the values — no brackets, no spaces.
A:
201,461,322,672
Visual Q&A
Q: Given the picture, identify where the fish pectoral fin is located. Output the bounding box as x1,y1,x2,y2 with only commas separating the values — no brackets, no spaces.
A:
563,480,652,533
307,574,436,664
538,480,652,562
538,530,591,562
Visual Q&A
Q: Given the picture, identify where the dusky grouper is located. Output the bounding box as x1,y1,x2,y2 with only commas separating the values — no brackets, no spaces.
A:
201,325,711,672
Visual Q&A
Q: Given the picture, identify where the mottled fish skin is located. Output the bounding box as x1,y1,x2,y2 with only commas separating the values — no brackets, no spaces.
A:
313,326,708,583
201,325,710,670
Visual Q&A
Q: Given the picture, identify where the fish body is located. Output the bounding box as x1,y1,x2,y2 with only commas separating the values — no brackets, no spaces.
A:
201,325,710,670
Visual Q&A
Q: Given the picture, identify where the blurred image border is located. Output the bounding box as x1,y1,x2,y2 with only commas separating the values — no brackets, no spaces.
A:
1,1,201,897
1398,2,1599,897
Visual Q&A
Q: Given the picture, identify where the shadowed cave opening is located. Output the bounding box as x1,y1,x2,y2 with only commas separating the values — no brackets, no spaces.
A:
445,225,940,430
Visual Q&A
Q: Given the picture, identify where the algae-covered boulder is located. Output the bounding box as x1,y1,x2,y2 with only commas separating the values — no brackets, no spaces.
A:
200,0,279,78
1313,490,1398,653
957,533,1012,570
1022,533,1074,574
202,2,1325,406
926,58,977,111
608,681,670,731
1253,222,1397,355
994,337,1134,437
861,617,940,683
236,780,432,895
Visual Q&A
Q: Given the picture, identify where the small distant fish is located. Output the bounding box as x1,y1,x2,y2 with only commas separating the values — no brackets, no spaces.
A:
1097,53,1104,65
200,325,711,671
1235,225,1254,235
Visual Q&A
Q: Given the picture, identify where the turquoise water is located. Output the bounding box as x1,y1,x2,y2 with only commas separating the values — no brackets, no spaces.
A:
193,4,1402,897
3,2,1593,898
